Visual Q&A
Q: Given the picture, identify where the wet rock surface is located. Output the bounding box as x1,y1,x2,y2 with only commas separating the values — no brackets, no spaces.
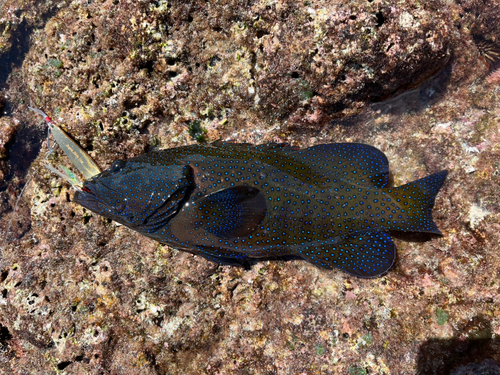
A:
1,0,500,374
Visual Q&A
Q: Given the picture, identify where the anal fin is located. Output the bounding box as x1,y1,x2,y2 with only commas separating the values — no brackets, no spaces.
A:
299,231,396,278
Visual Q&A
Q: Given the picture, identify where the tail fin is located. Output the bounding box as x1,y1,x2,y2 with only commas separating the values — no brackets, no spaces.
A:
389,170,448,234
413,170,448,202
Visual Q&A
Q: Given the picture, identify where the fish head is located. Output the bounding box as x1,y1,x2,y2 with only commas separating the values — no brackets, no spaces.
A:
74,156,195,231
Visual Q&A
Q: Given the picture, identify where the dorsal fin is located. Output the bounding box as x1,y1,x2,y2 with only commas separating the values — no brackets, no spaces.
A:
210,141,300,154
290,143,390,188
196,185,267,239
251,142,301,153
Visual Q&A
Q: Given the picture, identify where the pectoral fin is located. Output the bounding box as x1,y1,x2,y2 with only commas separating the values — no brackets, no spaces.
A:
196,185,267,239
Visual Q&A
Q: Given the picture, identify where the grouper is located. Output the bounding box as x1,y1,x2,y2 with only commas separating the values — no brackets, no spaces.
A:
74,142,447,277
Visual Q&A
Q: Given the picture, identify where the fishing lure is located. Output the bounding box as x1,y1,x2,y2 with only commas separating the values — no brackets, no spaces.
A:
1,109,100,254
28,107,101,185
73,142,447,277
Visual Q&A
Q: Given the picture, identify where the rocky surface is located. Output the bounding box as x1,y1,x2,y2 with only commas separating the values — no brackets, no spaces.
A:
0,117,18,182
1,0,500,374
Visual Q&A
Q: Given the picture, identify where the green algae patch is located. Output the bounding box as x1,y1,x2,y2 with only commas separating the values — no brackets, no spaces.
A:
362,332,373,346
297,79,314,101
436,308,449,325
188,120,207,143
349,366,367,375
47,58,63,69
315,344,325,356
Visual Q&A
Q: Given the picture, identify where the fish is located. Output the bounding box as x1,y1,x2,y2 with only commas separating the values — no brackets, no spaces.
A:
74,142,447,277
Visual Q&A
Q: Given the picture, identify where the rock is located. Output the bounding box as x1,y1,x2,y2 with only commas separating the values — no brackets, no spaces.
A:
1,0,500,373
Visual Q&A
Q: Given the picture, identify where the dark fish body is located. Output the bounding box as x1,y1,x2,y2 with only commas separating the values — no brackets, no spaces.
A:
74,143,447,277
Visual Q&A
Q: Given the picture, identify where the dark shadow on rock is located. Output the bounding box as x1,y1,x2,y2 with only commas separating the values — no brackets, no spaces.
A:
245,254,304,269
370,59,452,116
0,4,65,100
390,231,442,243
329,60,453,129
0,18,33,115
0,123,47,189
417,316,500,375
0,3,71,190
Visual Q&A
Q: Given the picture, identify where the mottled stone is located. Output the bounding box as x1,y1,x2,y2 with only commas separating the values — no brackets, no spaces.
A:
0,0,500,374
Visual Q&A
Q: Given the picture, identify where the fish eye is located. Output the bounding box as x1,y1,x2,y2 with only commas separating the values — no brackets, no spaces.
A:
110,160,125,173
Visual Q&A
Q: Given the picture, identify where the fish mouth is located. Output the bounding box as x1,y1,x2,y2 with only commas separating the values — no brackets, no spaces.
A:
73,186,103,213
73,179,124,216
